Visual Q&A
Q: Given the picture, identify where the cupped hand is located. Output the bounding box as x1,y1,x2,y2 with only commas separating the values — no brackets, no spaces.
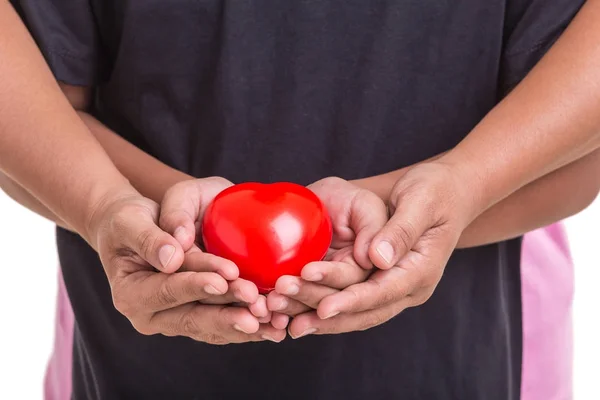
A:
89,183,285,345
285,162,474,338
267,177,388,321
158,177,288,335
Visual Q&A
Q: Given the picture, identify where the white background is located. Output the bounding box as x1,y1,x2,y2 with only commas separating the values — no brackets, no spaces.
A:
0,192,598,399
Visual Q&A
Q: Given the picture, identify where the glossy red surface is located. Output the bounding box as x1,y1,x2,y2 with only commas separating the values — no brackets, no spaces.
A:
202,182,332,293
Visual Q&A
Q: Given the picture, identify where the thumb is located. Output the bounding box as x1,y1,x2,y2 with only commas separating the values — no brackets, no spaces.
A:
122,210,185,273
159,177,233,251
369,197,432,269
349,190,388,269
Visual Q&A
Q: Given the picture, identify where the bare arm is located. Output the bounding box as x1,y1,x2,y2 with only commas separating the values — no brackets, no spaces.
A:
1,83,192,227
60,84,192,202
442,0,600,214
0,2,136,245
356,0,600,245
4,80,599,249
3,0,599,250
355,149,600,248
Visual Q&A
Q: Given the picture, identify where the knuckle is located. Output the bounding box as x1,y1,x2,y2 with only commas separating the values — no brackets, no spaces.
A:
312,176,346,194
356,188,381,208
158,210,187,230
345,287,363,309
167,181,192,197
395,282,411,299
206,176,231,188
389,271,412,298
366,279,394,308
389,221,416,252
421,272,441,289
180,274,202,298
112,291,133,317
132,321,155,336
377,290,396,308
180,311,201,337
157,282,179,306
412,289,434,306
136,228,159,260
320,176,345,186
199,332,229,345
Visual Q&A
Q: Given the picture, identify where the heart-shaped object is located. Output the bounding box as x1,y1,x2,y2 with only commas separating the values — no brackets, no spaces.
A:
202,182,333,293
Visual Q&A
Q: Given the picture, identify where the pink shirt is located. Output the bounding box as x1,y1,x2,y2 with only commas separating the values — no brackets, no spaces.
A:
44,269,74,400
521,223,574,400
44,223,574,399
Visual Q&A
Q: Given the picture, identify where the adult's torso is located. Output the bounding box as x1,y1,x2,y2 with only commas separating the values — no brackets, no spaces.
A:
16,0,583,398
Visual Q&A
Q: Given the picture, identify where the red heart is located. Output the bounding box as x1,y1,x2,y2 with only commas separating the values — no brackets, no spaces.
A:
202,182,332,293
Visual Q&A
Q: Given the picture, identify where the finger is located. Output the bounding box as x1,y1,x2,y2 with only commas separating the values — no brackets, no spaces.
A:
229,278,259,304
199,278,260,305
258,314,272,324
114,203,185,274
348,190,389,269
182,246,239,280
266,291,311,316
270,312,290,330
256,323,288,343
307,177,357,247
316,266,419,318
301,260,370,289
288,299,410,339
151,304,286,344
248,295,270,318
274,275,338,309
369,196,432,269
159,177,232,251
116,270,228,314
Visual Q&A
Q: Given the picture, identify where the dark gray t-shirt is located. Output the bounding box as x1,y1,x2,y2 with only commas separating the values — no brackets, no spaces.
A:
13,1,583,399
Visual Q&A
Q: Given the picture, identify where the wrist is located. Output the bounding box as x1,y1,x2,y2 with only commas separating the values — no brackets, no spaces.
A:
434,150,493,220
387,159,485,229
83,179,141,249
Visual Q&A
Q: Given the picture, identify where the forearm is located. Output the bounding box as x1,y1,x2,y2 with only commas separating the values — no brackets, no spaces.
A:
441,0,600,215
457,148,600,247
0,3,135,242
0,110,191,225
354,148,599,248
77,112,192,203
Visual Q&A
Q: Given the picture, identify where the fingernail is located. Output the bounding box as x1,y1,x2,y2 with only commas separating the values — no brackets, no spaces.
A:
376,241,394,264
204,284,223,295
158,245,176,269
233,324,252,334
292,328,317,339
273,297,288,311
305,272,323,282
284,284,300,296
174,226,188,243
261,334,280,343
322,311,339,319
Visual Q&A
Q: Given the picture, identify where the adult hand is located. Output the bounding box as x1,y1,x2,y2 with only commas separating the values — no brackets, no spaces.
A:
159,177,287,337
286,162,474,338
89,183,286,345
267,177,388,321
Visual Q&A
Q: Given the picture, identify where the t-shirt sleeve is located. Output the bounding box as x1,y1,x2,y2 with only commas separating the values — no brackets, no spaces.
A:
10,0,106,86
499,0,585,95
